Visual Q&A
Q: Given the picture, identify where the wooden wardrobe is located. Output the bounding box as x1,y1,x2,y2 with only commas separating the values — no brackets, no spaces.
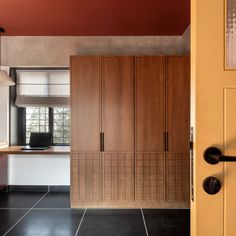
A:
70,55,190,208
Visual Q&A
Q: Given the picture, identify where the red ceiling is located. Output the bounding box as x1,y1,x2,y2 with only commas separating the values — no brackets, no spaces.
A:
0,0,190,36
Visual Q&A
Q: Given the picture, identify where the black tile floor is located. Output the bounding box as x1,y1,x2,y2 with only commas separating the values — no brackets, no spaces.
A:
0,192,190,236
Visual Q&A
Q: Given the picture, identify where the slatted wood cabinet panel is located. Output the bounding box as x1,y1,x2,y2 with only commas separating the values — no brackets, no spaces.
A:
71,153,102,203
136,153,165,201
70,55,190,208
102,57,134,202
135,56,165,202
166,56,190,202
166,153,190,201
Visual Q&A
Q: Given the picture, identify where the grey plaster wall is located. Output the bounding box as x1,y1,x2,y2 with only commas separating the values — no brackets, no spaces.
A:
1,35,189,67
182,26,190,54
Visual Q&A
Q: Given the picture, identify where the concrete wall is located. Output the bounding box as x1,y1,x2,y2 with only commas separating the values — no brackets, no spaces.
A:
183,26,190,54
1,35,189,67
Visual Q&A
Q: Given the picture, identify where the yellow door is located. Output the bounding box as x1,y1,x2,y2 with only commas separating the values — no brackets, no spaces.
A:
191,0,236,235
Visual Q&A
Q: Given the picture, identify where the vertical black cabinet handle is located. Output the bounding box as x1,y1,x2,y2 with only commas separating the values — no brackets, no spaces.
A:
166,132,169,152
100,132,104,152
164,132,169,152
164,132,166,151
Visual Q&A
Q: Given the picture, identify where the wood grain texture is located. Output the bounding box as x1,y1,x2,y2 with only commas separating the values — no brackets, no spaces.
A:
103,153,134,202
70,55,190,208
0,146,70,155
70,56,101,153
0,155,8,189
71,201,189,209
102,56,134,152
102,57,134,203
71,153,102,202
135,56,166,203
166,56,190,152
135,153,165,201
166,153,190,202
135,56,165,152
165,56,190,203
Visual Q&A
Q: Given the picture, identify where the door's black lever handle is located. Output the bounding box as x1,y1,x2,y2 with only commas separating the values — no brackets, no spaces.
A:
204,147,236,165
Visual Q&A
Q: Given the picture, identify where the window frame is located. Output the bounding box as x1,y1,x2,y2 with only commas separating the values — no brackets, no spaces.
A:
20,107,70,146
9,67,70,146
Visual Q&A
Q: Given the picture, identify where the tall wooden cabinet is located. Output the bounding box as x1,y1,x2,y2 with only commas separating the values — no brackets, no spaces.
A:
165,56,190,201
71,55,190,208
70,57,102,204
135,57,165,202
71,56,134,207
102,57,134,202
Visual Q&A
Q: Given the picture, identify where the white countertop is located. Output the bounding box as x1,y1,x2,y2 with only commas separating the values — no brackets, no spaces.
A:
0,141,8,147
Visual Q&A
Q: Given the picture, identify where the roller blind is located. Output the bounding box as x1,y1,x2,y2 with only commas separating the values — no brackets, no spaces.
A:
15,70,70,107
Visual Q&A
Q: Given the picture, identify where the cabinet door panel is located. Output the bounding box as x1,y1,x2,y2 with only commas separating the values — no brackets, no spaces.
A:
71,153,102,203
102,56,134,202
166,153,190,201
166,56,190,204
102,56,133,152
103,153,134,202
135,56,165,152
135,153,165,201
166,56,190,152
70,56,101,152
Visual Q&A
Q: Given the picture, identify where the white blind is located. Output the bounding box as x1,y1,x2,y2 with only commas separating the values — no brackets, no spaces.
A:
15,70,70,107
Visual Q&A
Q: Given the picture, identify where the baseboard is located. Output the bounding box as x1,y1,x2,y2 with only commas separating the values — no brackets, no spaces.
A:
71,201,190,209
7,185,70,193
49,186,70,192
0,186,8,192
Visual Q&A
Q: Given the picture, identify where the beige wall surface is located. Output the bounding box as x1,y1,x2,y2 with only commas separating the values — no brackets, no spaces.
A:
1,34,189,67
183,26,190,54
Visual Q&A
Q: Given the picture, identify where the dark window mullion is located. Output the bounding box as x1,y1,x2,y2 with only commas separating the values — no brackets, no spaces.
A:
49,108,54,143
63,108,65,143
18,108,26,145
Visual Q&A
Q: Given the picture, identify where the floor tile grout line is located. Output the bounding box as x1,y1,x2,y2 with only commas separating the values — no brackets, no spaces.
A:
31,192,49,209
141,208,149,236
75,208,87,236
2,191,49,236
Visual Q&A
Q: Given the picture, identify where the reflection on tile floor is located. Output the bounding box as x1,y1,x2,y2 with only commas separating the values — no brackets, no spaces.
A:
6,209,84,236
34,192,71,209
79,209,147,236
143,209,190,236
0,192,190,236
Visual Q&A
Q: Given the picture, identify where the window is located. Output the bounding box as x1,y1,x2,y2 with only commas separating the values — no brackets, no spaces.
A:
25,107,70,145
26,107,49,144
53,107,70,144
12,68,70,146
